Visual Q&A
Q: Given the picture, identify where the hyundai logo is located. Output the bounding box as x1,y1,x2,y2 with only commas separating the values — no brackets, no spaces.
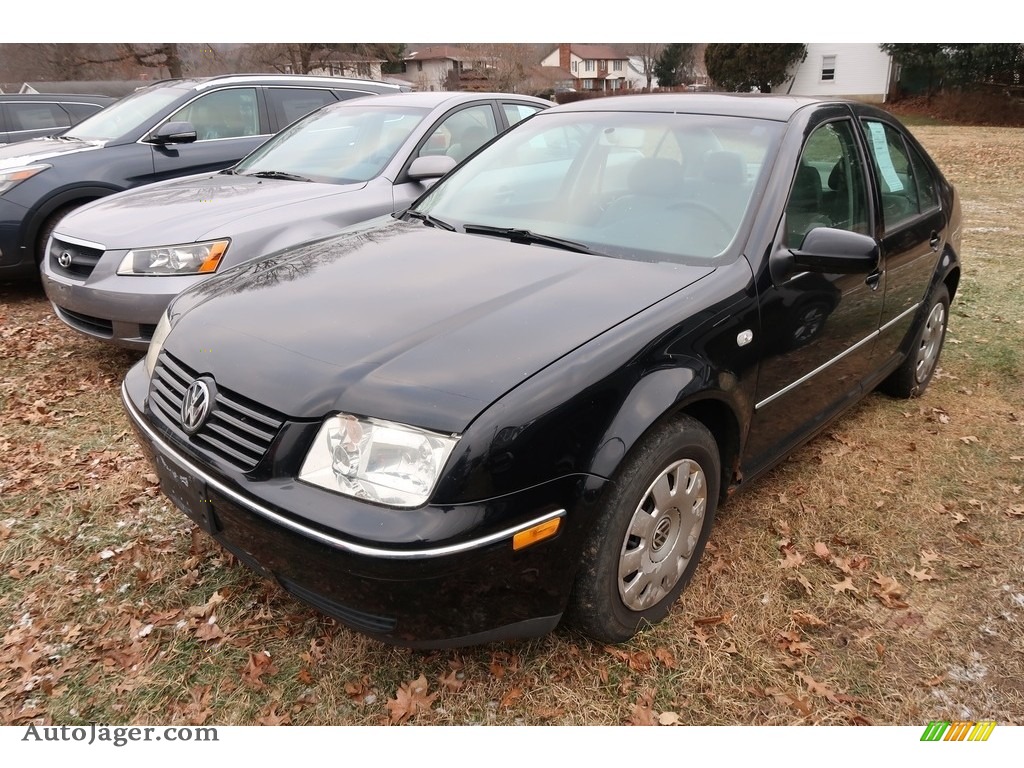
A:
181,380,211,434
58,251,73,269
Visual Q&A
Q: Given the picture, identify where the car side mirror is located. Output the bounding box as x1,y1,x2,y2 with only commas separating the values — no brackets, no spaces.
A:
148,121,198,145
408,155,457,182
788,227,879,274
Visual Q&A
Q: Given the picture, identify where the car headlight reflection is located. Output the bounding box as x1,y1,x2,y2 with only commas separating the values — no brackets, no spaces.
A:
144,310,172,377
0,164,50,196
118,239,229,275
299,414,459,508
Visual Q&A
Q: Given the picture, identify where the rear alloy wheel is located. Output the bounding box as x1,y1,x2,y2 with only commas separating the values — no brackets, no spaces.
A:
568,415,720,644
880,283,950,399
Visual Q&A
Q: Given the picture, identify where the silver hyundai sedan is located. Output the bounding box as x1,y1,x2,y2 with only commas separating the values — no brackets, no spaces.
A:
41,91,550,349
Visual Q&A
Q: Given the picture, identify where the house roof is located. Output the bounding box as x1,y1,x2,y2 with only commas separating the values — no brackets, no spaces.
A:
403,45,476,63
549,44,631,62
529,65,574,84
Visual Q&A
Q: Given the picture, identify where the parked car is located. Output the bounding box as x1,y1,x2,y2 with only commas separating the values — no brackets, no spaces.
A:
0,93,117,146
122,94,961,648
41,91,551,348
0,74,405,279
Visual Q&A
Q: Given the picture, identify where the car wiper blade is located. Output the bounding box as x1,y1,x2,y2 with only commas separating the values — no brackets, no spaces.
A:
462,224,600,255
242,171,311,182
405,209,456,231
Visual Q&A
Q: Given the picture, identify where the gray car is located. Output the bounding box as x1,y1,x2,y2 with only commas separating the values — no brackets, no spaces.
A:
44,89,552,348
41,91,550,349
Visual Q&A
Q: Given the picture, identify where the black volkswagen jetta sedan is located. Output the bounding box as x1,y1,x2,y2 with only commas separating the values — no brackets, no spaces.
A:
122,94,961,648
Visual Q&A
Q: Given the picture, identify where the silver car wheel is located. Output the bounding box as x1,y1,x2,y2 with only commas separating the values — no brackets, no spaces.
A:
618,458,707,611
915,301,947,384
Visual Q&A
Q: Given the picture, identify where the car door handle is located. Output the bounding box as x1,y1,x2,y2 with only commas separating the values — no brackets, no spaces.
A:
865,270,882,291
929,232,941,251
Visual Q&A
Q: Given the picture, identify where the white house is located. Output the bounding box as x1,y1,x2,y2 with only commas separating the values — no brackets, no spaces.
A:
782,44,898,103
540,44,632,92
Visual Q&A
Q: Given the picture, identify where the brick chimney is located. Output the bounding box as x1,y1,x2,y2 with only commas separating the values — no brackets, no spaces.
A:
559,43,571,72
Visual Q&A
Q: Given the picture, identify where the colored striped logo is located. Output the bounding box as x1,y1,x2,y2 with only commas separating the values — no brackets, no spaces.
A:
920,721,996,741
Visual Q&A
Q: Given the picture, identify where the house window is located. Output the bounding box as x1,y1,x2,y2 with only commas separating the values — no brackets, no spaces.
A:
821,55,836,82
582,79,595,90
613,60,623,71
572,60,578,73
585,60,595,72
417,61,423,72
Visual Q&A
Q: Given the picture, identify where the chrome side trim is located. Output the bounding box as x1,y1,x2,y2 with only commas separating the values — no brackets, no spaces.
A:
51,232,106,251
755,330,878,411
122,381,565,559
879,302,921,333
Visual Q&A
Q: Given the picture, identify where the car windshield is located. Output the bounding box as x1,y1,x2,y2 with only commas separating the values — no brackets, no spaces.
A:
62,85,187,142
414,110,784,263
234,104,430,184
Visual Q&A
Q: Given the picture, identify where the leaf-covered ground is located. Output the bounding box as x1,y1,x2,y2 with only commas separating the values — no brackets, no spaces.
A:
1,125,1021,726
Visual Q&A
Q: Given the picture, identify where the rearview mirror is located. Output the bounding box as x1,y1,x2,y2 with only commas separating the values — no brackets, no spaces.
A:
148,121,198,145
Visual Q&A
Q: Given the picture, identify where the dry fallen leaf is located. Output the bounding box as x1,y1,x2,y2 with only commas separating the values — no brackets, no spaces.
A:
658,711,683,725
832,577,859,595
627,689,657,726
872,573,909,608
813,542,832,561
907,566,940,582
387,674,437,724
792,609,826,628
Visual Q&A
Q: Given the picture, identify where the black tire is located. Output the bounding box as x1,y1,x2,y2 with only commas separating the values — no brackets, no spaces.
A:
567,415,720,644
880,283,950,399
36,204,83,265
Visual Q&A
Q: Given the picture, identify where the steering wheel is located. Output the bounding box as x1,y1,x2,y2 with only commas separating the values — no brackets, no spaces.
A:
666,200,734,238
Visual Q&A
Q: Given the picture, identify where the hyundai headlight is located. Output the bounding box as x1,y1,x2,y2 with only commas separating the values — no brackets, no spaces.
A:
117,239,229,275
298,414,459,508
144,310,172,377
0,164,50,196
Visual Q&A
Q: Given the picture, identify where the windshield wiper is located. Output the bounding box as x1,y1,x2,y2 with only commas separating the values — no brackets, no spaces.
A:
405,209,455,231
462,224,601,255
242,171,311,182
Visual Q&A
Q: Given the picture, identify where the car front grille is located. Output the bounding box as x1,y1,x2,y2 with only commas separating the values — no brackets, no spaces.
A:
50,236,104,278
149,352,286,472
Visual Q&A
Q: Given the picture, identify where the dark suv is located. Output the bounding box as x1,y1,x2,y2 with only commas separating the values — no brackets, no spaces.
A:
0,74,405,279
0,93,117,145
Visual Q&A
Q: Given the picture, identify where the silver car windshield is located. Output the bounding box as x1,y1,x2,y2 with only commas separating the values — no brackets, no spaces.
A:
234,104,430,184
63,86,187,142
415,111,784,263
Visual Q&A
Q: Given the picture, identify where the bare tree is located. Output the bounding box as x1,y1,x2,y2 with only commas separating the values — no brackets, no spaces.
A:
458,43,543,93
629,43,665,91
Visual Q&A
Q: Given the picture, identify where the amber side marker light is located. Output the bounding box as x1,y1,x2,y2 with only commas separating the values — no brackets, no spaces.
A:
512,517,561,551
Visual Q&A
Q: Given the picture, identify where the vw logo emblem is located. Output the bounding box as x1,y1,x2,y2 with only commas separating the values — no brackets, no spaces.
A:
180,380,211,434
58,251,73,269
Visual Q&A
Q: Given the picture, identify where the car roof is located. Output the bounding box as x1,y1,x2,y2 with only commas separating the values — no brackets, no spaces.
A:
140,74,405,93
0,93,116,102
328,91,554,109
547,93,825,121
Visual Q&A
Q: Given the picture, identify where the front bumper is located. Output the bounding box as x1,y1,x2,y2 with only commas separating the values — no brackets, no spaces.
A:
41,239,201,349
0,196,32,276
121,361,600,647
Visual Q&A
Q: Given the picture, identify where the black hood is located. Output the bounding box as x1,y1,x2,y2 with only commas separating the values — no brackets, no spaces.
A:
164,219,714,433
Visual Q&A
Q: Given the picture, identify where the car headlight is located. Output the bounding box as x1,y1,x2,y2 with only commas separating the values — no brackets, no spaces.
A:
144,310,172,377
0,164,50,196
117,239,229,275
299,413,459,508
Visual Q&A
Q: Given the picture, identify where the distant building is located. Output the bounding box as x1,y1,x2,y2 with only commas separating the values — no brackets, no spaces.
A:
781,44,898,103
540,44,631,92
